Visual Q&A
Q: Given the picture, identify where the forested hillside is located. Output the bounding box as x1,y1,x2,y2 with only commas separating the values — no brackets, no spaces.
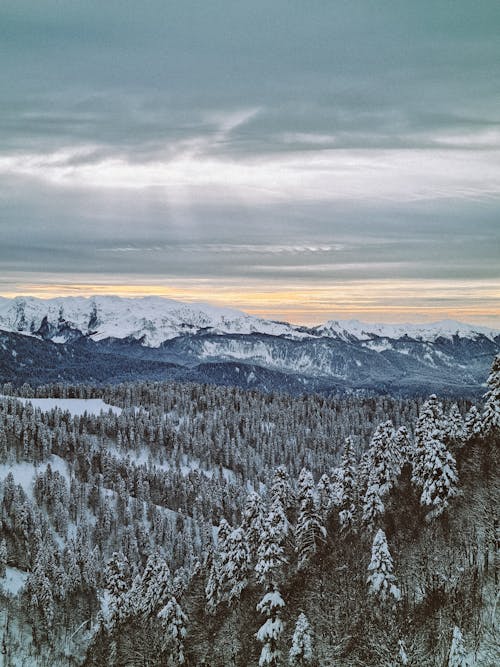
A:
0,357,498,665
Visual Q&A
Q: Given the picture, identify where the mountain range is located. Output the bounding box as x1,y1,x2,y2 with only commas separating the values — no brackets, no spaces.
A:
0,295,498,397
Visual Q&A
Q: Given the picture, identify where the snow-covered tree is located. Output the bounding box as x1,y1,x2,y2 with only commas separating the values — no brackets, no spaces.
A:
157,596,188,665
242,491,265,563
367,529,401,605
447,626,469,667
270,466,296,517
338,437,358,532
418,435,458,521
140,552,172,618
296,484,326,569
483,354,500,433
289,612,313,666
362,471,385,530
316,473,333,519
256,589,285,667
256,500,288,586
205,518,232,614
396,638,409,665
463,406,482,440
446,403,465,448
394,426,412,464
220,526,251,602
0,538,7,578
412,398,458,520
104,551,132,626
365,420,401,496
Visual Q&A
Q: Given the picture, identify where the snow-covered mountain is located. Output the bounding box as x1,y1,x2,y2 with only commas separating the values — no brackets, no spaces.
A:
0,296,498,397
0,295,306,347
0,295,497,346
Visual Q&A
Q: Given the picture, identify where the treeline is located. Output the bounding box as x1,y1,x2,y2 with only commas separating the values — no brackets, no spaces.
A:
0,356,498,665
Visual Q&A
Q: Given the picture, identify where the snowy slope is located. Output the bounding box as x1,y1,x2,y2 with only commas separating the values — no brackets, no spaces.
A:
313,318,500,342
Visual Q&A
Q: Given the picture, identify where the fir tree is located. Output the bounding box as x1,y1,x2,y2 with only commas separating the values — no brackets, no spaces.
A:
296,484,326,569
157,596,188,665
483,354,500,433
447,626,469,667
412,398,458,520
256,589,285,667
338,437,358,532
256,501,288,586
0,538,7,578
362,471,385,530
463,406,482,440
289,613,314,666
367,529,401,605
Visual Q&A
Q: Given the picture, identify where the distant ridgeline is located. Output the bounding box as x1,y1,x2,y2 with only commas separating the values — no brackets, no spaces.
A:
0,356,498,665
1,296,499,398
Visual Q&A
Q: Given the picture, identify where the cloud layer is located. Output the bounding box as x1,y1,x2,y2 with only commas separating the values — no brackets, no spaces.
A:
1,1,499,324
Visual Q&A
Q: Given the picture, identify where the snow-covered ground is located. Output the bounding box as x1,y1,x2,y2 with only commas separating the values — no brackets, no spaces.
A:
0,455,70,497
0,396,121,416
0,566,28,597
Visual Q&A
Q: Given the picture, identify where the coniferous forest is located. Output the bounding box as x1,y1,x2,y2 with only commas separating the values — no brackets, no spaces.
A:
0,356,498,665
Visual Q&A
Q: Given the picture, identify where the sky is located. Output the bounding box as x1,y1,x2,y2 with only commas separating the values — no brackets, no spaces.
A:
0,1,499,325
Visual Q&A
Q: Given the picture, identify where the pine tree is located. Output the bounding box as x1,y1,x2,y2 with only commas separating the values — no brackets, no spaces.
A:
140,552,172,618
365,420,400,496
270,466,296,517
296,485,326,569
157,596,188,665
447,626,469,667
104,551,132,626
367,529,401,605
317,473,333,519
338,437,358,532
256,501,288,586
362,471,385,530
418,434,458,521
220,527,250,603
483,354,500,433
256,589,285,667
463,406,482,440
446,403,465,449
289,613,313,666
0,538,7,578
412,398,458,521
241,491,265,563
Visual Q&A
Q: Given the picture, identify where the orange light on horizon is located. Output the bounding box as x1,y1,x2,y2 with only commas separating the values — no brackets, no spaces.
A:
1,277,499,326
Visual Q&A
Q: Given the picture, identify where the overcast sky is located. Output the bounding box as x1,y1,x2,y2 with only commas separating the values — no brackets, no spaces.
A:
1,1,499,324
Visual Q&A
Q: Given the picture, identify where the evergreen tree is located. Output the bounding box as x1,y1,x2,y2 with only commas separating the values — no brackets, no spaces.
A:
362,471,385,530
241,491,265,563
296,485,326,569
338,437,358,532
157,596,188,665
0,538,7,578
140,552,172,618
220,527,250,603
104,551,132,626
365,420,400,496
289,613,314,666
418,435,458,520
256,501,288,586
463,406,482,440
483,354,500,433
447,626,469,667
412,398,458,520
256,589,285,667
367,529,401,605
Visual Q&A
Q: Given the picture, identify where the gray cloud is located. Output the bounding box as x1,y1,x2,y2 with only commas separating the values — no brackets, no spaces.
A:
0,1,499,322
